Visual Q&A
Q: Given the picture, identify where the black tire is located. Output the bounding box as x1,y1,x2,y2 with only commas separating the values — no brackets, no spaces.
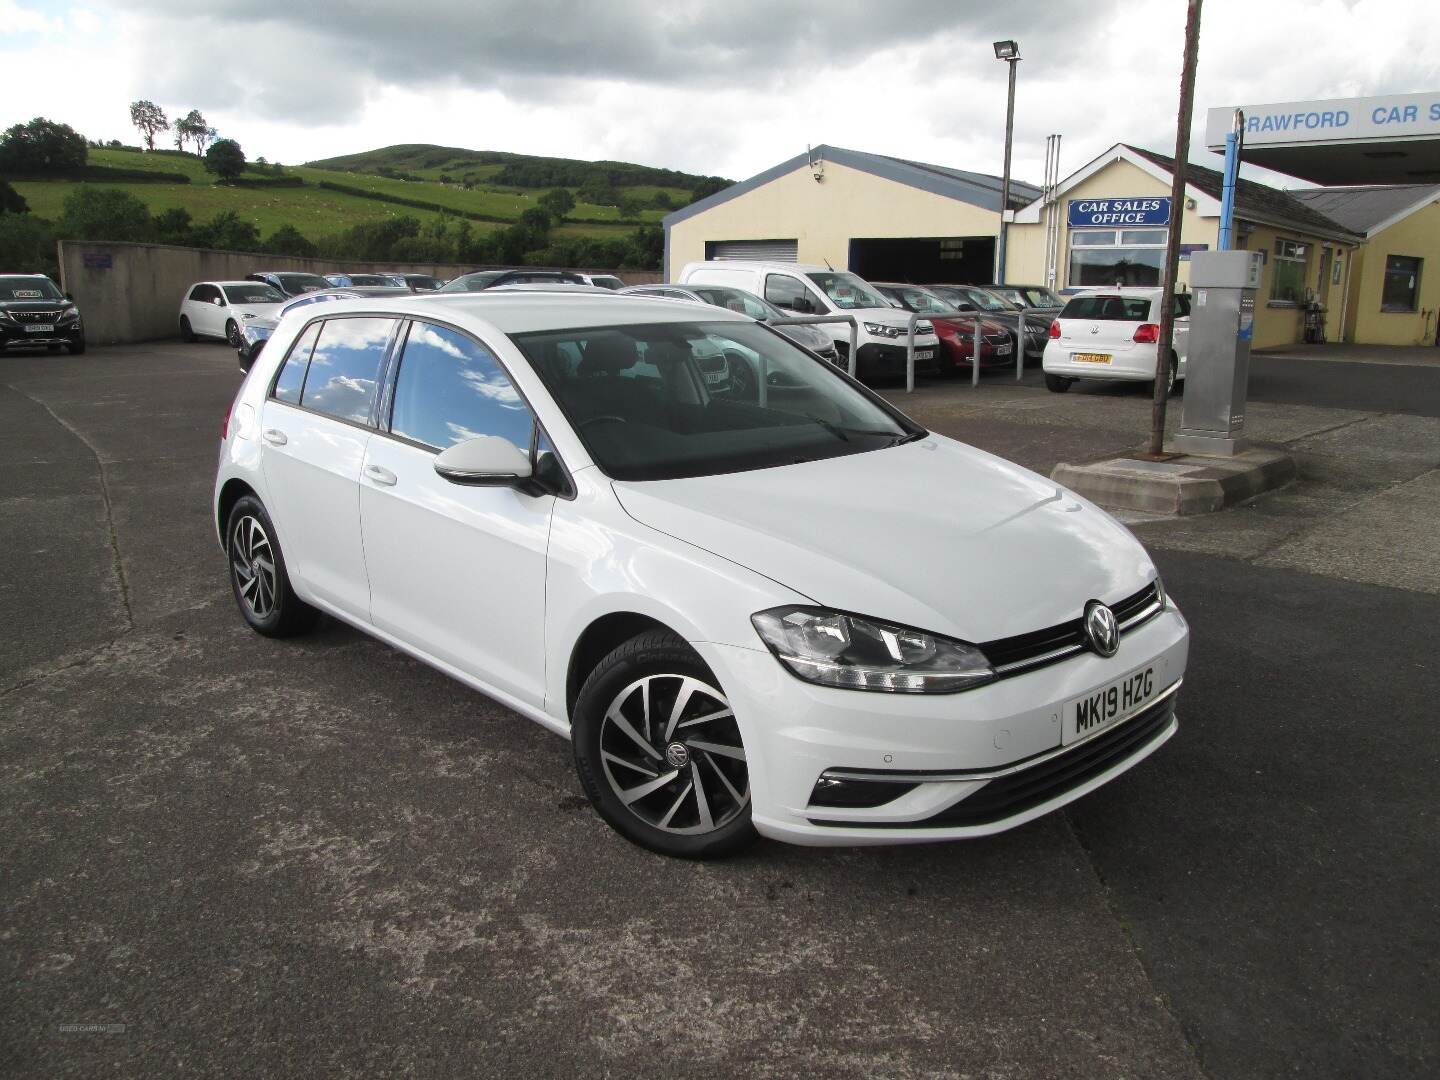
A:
225,495,319,638
226,320,241,350
1044,372,1073,393
572,630,757,859
180,316,196,343
47,343,62,353
67,329,86,355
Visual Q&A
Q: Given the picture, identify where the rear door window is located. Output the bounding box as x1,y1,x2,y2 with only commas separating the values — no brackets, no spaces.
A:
388,321,534,451
299,317,396,424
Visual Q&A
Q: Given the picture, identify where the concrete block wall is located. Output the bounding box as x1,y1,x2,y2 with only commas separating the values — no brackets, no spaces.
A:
57,241,661,345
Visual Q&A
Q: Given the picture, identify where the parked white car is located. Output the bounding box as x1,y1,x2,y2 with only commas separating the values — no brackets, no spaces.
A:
214,291,1188,857
1041,287,1190,393
679,261,940,382
180,281,286,349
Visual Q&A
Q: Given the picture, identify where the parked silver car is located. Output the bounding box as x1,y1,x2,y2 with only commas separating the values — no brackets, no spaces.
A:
619,284,841,365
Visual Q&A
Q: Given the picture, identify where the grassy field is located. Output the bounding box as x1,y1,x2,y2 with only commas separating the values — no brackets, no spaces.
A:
13,147,677,243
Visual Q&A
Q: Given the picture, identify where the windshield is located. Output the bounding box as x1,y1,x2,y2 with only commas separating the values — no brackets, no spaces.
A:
405,275,440,290
805,272,890,311
1021,286,1063,307
223,284,284,304
934,286,1013,312
881,286,953,315
514,320,920,482
274,273,329,293
0,276,63,301
687,286,777,321
438,271,505,293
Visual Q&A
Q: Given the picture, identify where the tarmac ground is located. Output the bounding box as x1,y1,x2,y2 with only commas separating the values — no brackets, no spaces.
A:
2,341,1436,1078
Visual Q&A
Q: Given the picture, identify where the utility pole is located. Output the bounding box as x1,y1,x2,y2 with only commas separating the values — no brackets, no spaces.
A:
1148,0,1203,457
993,40,1021,284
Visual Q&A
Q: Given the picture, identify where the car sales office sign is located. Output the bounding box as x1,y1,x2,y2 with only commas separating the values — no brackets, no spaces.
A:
1068,197,1172,227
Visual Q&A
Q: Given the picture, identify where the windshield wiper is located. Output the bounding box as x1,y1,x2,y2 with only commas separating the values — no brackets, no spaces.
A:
807,417,919,443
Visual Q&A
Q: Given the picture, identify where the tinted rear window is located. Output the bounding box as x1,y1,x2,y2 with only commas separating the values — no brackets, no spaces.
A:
1059,295,1152,321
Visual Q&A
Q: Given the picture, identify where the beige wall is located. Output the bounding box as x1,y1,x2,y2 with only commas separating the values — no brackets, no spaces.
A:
667,161,1003,276
1007,159,1219,291
1344,200,1440,346
57,241,658,345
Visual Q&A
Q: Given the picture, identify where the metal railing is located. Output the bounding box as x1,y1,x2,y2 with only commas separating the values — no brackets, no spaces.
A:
902,307,1049,391
767,314,860,378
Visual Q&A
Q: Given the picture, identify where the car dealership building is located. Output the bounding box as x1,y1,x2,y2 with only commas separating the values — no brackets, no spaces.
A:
664,92,1440,350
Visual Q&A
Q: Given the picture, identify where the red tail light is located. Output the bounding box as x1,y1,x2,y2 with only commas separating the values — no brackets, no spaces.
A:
1048,319,1061,339
1133,323,1160,344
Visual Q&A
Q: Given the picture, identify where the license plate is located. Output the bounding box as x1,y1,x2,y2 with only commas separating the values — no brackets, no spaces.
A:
997,344,1012,355
703,371,726,385
24,324,54,333
1072,352,1111,364
1064,665,1157,744
914,349,934,360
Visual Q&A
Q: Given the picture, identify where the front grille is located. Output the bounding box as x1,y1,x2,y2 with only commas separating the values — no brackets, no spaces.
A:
808,693,1175,829
981,582,1160,678
11,310,62,323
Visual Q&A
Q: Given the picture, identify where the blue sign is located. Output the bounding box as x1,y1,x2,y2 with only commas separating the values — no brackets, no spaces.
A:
1178,243,1208,261
1068,197,1171,228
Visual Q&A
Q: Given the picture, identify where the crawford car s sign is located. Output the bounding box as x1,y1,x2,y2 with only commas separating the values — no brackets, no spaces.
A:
1068,197,1172,227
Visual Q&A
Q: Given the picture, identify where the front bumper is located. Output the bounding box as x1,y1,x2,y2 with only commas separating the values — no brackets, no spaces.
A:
1,320,83,349
856,340,940,379
696,605,1188,846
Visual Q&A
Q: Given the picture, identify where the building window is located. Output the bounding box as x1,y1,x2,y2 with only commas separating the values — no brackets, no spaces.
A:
1381,255,1422,312
1270,239,1308,304
1067,228,1168,287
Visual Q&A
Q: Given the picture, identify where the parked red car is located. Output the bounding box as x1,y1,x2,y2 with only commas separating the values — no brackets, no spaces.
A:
874,283,1014,375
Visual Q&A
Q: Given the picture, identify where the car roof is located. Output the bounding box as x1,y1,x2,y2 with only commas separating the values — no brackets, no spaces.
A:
209,280,282,288
305,291,751,334
1068,287,1165,296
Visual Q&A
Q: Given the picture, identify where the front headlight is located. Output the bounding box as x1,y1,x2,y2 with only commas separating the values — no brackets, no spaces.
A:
751,607,995,694
59,307,79,322
862,322,905,338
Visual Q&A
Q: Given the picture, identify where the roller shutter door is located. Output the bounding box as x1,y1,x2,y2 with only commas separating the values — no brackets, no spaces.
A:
705,239,799,262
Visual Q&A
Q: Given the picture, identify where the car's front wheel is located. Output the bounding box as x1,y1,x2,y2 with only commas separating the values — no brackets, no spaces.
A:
226,495,319,637
180,316,196,343
572,630,757,859
226,320,241,350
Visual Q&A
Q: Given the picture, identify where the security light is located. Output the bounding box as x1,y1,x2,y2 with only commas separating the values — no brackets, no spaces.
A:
993,40,1020,60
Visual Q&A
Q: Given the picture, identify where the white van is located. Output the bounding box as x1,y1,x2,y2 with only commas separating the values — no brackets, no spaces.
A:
678,261,940,382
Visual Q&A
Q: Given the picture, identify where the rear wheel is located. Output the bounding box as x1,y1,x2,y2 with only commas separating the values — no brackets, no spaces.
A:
180,316,196,343
226,495,319,638
572,630,756,859
1045,372,1073,393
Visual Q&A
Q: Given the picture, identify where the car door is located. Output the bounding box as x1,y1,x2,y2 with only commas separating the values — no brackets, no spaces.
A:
359,318,555,708
188,285,217,337
259,315,397,622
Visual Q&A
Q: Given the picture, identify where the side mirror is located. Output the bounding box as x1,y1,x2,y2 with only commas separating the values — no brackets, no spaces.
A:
433,435,533,487
791,297,813,314
957,303,976,312
65,292,74,301
214,297,225,307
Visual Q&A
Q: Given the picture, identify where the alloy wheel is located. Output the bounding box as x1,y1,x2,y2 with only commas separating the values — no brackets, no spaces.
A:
230,514,277,619
598,674,748,835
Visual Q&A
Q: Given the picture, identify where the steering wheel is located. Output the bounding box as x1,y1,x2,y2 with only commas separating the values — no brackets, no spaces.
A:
579,415,628,430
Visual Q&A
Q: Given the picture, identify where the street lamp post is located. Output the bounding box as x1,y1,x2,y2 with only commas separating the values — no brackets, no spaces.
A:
993,39,1021,285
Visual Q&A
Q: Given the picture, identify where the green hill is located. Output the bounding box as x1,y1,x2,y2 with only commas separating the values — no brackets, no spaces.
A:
10,146,682,241
305,143,729,200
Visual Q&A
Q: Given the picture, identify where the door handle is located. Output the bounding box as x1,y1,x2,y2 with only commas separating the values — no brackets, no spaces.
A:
364,464,398,487
262,428,288,446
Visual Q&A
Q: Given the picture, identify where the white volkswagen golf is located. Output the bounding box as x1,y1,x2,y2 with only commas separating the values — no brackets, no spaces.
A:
214,292,1189,858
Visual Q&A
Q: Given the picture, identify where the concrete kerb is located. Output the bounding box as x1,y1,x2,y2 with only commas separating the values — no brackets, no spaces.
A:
1052,444,1297,515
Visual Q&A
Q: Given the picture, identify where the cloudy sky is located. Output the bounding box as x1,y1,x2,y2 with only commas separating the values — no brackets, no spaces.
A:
2,0,1436,190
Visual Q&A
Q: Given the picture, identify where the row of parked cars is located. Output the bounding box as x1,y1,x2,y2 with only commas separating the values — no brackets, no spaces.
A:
174,262,1184,396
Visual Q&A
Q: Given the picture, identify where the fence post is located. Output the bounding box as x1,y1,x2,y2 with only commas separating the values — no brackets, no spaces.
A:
1017,309,1030,381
